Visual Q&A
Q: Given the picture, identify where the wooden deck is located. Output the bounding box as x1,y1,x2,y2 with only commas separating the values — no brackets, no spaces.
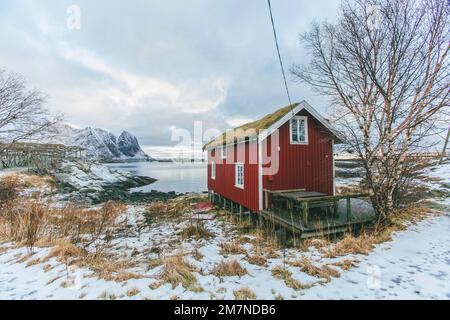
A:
261,190,376,238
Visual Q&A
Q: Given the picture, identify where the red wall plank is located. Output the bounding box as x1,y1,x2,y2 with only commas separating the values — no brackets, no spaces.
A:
207,141,259,211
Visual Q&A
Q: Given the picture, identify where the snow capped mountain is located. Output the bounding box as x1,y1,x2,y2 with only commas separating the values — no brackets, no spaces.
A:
33,123,151,161
117,131,147,158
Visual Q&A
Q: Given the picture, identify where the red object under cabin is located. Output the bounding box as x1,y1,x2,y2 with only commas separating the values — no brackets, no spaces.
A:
203,101,344,213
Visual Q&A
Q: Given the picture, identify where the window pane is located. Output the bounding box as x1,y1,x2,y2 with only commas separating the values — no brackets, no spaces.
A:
236,164,244,186
291,119,298,142
299,119,305,142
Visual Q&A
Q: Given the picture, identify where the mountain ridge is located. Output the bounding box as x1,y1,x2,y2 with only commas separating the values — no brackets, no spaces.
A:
33,123,151,161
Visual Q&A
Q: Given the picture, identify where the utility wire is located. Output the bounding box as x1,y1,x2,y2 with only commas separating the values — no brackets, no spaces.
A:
267,0,293,113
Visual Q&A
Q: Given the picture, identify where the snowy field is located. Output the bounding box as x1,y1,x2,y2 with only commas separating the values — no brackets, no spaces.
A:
0,161,449,300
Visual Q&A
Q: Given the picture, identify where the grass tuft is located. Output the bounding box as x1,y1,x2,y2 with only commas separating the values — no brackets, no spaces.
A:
245,254,267,267
126,288,140,297
159,255,198,290
233,287,256,300
290,258,341,282
219,241,246,255
180,224,214,240
212,259,247,277
271,265,310,290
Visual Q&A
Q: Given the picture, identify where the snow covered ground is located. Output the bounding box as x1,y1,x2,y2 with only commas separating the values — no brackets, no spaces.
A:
304,213,450,299
0,161,449,300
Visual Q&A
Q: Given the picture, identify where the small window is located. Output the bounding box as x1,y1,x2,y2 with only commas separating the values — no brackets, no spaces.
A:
290,116,308,144
221,145,227,160
235,163,244,189
211,161,216,180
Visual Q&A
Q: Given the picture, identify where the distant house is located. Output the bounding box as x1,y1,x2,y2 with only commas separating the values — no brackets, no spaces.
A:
203,101,344,213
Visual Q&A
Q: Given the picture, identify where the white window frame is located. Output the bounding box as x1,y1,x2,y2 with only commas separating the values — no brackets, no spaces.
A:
211,161,216,180
235,163,244,189
289,116,309,145
221,145,227,160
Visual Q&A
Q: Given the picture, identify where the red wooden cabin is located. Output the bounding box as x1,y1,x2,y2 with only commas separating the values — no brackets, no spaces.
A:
203,101,344,213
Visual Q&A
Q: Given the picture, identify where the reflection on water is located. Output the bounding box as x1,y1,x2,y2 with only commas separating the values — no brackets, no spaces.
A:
104,162,207,193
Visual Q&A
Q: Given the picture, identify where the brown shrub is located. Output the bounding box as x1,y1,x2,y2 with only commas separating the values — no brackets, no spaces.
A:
126,288,140,297
321,234,376,258
234,287,256,300
159,255,198,289
147,258,163,270
271,265,310,290
0,175,20,206
48,201,126,247
192,248,204,261
0,200,48,250
219,242,246,255
246,254,267,267
145,198,190,220
332,259,358,271
271,265,292,279
212,259,247,277
180,224,214,240
45,241,83,262
290,258,341,282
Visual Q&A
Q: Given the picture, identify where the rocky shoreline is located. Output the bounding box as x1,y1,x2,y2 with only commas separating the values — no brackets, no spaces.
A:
51,160,179,205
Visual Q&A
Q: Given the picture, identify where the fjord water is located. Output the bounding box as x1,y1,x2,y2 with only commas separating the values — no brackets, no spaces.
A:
105,161,207,193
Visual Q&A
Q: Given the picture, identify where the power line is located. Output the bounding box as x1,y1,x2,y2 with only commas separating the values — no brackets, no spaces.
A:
267,0,293,113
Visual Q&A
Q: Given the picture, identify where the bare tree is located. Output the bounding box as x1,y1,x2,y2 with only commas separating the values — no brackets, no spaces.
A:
292,0,449,222
0,69,59,147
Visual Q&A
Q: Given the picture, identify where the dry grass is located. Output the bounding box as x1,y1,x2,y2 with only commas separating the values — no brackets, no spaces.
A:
47,201,126,246
25,257,41,267
78,253,136,282
0,175,20,205
0,200,48,250
192,248,204,261
271,265,309,290
46,275,63,285
321,233,378,258
0,199,126,253
332,259,358,271
180,224,214,240
43,240,138,282
233,287,256,300
322,205,437,259
45,241,83,262
245,254,267,267
300,238,330,251
17,252,35,263
159,255,198,290
212,259,247,277
126,288,140,297
290,258,341,282
43,263,53,272
147,258,163,270
0,174,53,203
145,198,190,220
271,265,292,279
219,241,246,255
149,281,162,290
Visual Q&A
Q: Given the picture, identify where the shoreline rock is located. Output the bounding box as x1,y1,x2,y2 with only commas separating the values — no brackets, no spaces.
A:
51,160,178,205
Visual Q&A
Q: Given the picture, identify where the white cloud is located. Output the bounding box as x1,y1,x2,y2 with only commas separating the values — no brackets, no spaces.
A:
225,115,254,127
59,44,228,115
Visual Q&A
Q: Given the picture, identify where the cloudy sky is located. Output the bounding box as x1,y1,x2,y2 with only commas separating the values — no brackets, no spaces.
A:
0,0,341,158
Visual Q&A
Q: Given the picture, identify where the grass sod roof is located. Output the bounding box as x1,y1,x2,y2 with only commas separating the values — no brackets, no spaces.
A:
203,103,300,150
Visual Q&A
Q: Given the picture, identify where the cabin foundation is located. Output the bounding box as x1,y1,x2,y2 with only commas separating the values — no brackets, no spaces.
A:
208,189,375,241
